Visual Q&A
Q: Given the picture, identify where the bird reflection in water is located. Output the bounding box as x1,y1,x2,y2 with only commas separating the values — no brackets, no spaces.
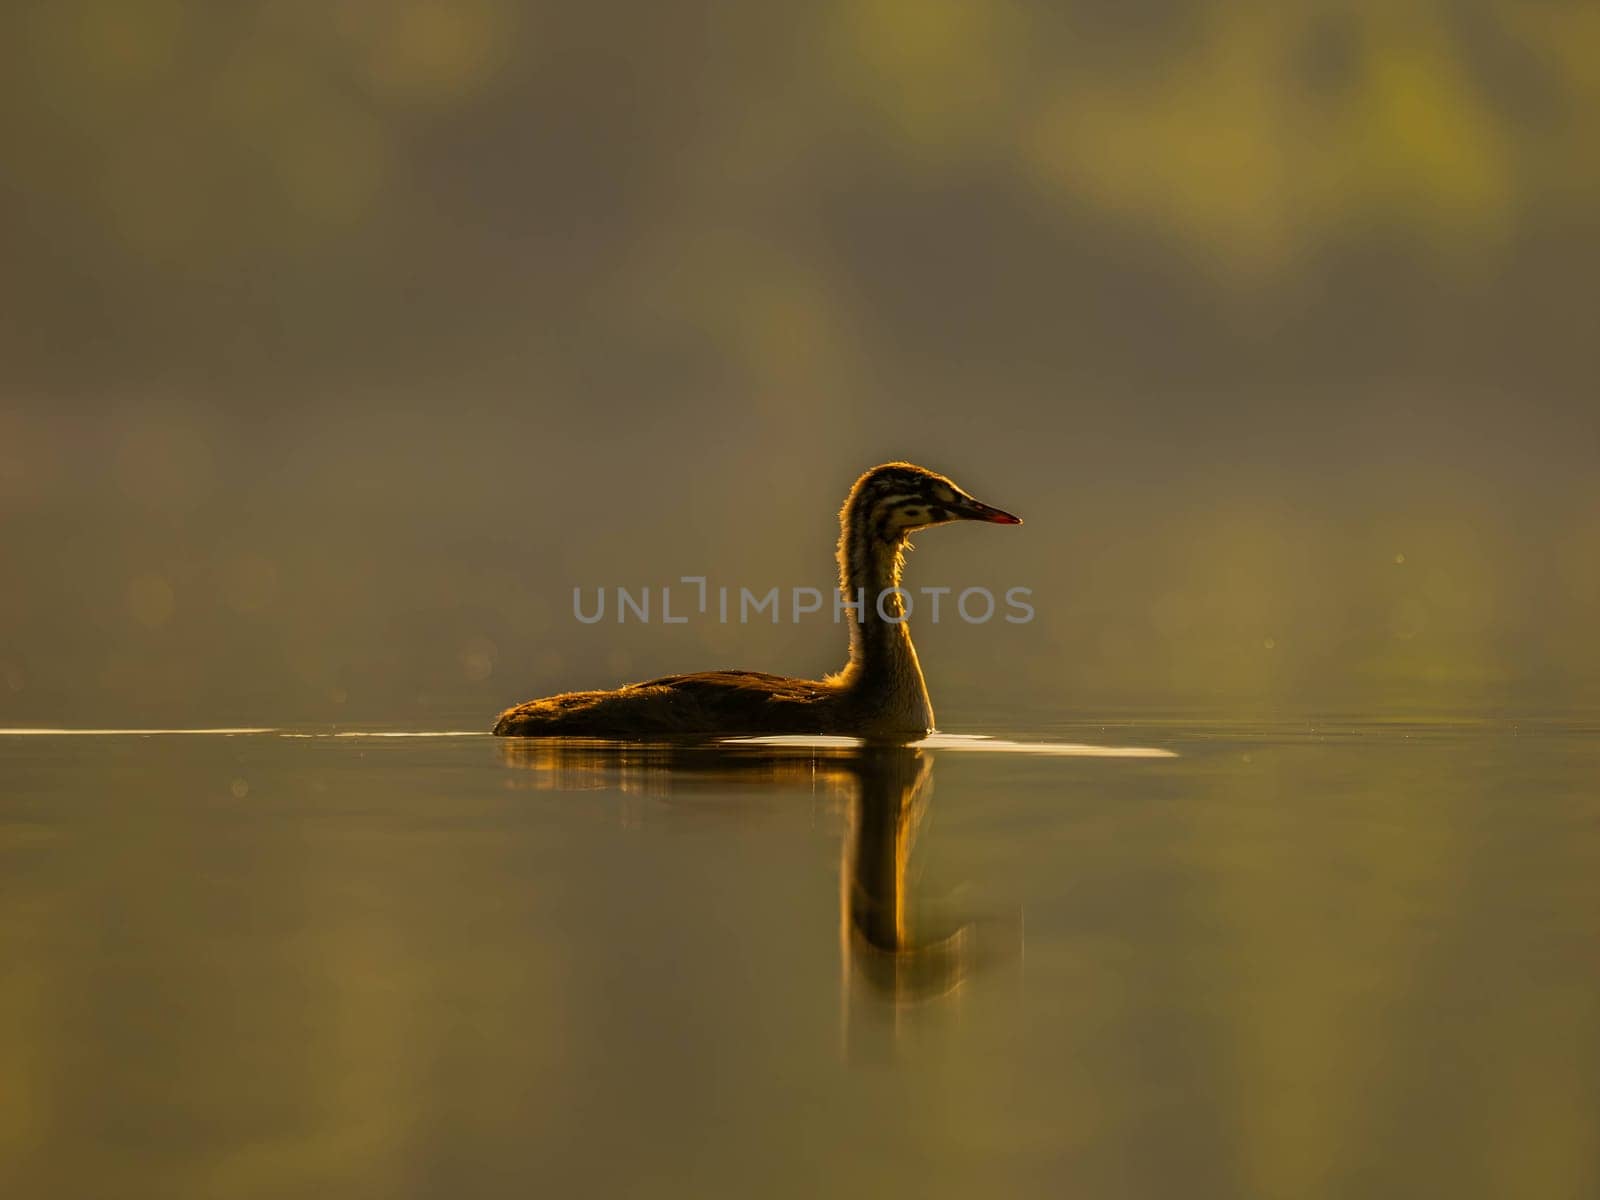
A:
496,738,994,1015
839,744,972,1007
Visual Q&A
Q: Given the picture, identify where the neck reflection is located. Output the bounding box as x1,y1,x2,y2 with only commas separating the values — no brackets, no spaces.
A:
842,744,969,1005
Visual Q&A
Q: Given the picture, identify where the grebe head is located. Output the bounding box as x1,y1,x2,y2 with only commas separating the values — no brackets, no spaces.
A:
846,462,1022,541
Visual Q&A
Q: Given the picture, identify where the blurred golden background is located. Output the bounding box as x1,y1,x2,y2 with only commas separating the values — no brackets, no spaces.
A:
1,0,1597,725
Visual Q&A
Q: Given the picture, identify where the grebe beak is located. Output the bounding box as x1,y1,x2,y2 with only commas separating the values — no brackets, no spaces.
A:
953,495,1023,525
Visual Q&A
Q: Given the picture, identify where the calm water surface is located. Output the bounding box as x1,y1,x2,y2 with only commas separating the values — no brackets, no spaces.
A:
3,717,1598,1198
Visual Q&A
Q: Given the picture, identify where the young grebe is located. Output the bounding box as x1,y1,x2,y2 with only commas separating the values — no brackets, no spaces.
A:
492,462,1021,738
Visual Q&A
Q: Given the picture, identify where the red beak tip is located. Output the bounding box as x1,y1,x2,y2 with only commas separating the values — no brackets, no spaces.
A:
990,513,1023,525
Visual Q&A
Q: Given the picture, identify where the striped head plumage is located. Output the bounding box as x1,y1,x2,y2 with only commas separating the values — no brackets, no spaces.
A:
841,462,1022,545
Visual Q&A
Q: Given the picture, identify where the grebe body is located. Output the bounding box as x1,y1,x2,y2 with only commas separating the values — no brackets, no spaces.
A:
492,462,1020,738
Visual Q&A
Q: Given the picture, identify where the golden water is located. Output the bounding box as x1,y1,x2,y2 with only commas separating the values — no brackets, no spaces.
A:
2,717,1597,1197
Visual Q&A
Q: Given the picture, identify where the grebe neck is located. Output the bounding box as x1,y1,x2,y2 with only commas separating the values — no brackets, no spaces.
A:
831,509,933,730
